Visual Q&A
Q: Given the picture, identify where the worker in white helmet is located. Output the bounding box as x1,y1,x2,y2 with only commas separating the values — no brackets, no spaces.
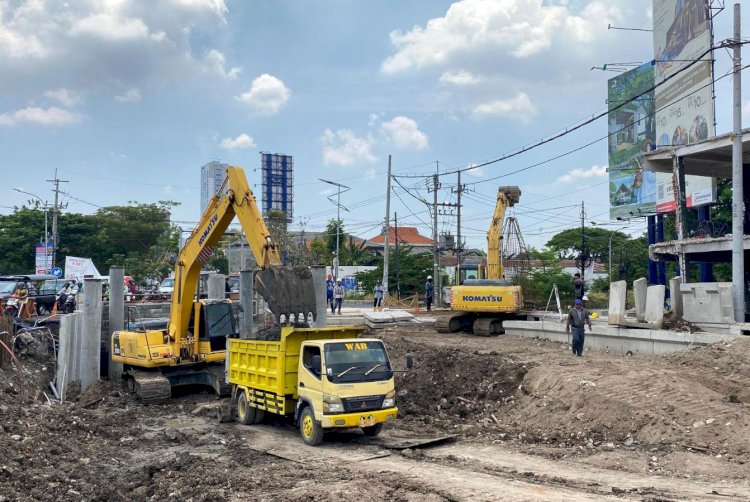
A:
425,275,434,311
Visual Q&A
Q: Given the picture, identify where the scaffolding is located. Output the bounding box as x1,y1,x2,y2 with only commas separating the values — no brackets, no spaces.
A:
260,152,294,222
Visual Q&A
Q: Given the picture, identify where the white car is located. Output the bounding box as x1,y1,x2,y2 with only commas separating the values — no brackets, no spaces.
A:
159,278,175,294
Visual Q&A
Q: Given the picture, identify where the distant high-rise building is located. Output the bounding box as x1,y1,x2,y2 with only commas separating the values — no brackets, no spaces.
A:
200,161,229,212
260,152,294,221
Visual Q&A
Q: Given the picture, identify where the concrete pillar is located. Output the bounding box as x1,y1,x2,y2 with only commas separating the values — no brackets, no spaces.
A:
239,269,256,339
647,216,658,285
108,266,124,380
207,273,226,300
311,265,328,328
669,276,683,319
644,285,666,328
608,280,627,325
633,278,648,322
80,278,103,391
56,312,81,401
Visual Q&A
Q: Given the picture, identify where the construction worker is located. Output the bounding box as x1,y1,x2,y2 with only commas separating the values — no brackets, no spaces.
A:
566,299,592,357
373,282,384,310
326,274,334,311
425,275,434,312
332,279,344,315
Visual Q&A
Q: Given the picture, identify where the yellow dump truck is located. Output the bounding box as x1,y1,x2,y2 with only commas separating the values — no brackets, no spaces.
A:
227,326,412,446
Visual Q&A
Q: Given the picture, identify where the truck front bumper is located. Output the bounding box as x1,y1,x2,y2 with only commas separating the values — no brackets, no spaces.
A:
321,407,398,429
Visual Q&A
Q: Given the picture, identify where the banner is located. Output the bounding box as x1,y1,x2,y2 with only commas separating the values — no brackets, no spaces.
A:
653,0,716,212
35,242,54,274
608,63,657,220
64,256,101,281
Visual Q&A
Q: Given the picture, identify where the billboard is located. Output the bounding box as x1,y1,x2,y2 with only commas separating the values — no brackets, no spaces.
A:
35,242,54,274
261,153,294,221
653,0,715,212
608,63,657,220
64,256,101,281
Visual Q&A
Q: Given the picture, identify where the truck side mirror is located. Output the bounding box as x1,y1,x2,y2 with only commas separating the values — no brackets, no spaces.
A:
310,354,322,375
406,355,414,369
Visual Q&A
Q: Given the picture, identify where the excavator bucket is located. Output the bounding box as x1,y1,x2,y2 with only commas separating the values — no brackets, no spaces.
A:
498,186,521,206
256,266,318,325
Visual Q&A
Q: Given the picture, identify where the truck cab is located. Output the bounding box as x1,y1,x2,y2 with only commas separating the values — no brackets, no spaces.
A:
296,339,398,444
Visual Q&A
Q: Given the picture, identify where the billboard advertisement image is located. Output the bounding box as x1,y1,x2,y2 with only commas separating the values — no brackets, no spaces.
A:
608,63,656,220
653,0,716,212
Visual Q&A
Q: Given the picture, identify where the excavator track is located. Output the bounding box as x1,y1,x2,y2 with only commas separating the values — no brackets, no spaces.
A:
436,312,472,334
128,370,172,404
472,317,504,337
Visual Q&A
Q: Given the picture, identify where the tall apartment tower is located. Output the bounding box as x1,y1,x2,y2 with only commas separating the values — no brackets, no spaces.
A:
200,161,229,212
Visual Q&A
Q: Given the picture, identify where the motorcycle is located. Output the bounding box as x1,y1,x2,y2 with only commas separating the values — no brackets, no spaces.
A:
3,294,19,317
56,292,76,314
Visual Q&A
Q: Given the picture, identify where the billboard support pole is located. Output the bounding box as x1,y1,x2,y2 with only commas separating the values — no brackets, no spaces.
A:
731,2,745,322
673,155,688,280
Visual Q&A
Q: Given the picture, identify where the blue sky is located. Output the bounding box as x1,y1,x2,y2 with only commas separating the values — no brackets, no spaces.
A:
1,0,748,252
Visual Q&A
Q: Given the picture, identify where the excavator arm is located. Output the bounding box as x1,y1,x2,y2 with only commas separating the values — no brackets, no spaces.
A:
169,166,313,345
485,186,521,280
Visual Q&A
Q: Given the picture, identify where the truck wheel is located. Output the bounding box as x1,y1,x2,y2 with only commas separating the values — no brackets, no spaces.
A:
362,423,383,437
253,408,265,424
237,391,256,425
299,407,323,446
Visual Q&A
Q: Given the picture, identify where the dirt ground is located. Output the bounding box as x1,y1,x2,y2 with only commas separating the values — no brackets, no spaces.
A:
2,316,750,501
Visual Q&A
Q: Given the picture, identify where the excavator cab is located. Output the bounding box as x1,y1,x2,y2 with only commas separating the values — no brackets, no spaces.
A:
191,300,236,352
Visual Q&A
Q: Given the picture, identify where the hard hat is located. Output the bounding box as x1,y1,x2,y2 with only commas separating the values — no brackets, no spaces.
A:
591,312,600,319
574,299,583,305
427,275,432,279
582,295,589,301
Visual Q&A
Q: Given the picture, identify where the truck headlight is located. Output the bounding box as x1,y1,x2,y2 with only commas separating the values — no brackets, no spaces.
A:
323,394,344,413
382,390,396,408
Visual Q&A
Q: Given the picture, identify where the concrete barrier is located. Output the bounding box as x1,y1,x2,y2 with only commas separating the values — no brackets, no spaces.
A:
504,319,739,356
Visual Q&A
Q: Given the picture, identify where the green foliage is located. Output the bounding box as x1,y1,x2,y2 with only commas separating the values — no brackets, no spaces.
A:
355,246,432,296
340,236,377,266
0,202,180,284
520,249,575,306
309,239,329,265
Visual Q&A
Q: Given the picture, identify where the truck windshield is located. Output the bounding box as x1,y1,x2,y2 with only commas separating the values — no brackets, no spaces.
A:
324,341,392,383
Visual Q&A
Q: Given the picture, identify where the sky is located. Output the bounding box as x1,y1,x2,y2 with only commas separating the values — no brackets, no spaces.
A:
1,0,749,254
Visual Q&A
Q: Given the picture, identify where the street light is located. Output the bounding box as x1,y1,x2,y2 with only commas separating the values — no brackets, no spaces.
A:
591,220,631,282
318,179,350,280
15,188,51,273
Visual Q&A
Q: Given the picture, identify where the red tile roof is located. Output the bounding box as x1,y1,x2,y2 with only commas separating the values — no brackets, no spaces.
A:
368,226,433,246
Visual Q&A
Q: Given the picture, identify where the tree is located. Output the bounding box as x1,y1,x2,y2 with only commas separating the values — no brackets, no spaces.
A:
355,246,432,296
265,210,312,266
309,239,330,266
339,236,377,266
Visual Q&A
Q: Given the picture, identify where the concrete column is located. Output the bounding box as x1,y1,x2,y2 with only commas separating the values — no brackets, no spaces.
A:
669,276,683,319
647,216,658,285
311,265,328,328
239,269,256,339
207,273,226,300
56,312,81,401
108,266,124,380
633,278,647,322
608,280,627,325
644,285,666,328
80,278,103,391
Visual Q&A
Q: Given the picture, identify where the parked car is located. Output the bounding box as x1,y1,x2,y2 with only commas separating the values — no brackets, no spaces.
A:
0,274,61,315
158,277,175,294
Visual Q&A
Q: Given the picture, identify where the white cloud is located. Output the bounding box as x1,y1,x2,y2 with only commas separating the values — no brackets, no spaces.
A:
556,165,607,184
382,0,623,74
0,106,84,127
0,1,237,97
115,88,142,103
220,133,256,149
368,113,382,127
321,129,377,167
439,70,480,86
203,49,241,80
464,164,484,178
44,88,84,108
237,74,291,115
472,93,536,121
380,116,429,150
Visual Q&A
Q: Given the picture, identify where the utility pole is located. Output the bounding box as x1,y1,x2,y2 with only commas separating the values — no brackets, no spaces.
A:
731,2,745,322
432,173,440,305
452,170,466,285
382,155,392,303
46,169,68,268
580,201,586,279
394,211,400,299
318,179,350,280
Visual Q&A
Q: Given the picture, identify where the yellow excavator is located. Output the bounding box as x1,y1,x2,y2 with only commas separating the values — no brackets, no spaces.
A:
112,166,317,402
436,186,524,336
